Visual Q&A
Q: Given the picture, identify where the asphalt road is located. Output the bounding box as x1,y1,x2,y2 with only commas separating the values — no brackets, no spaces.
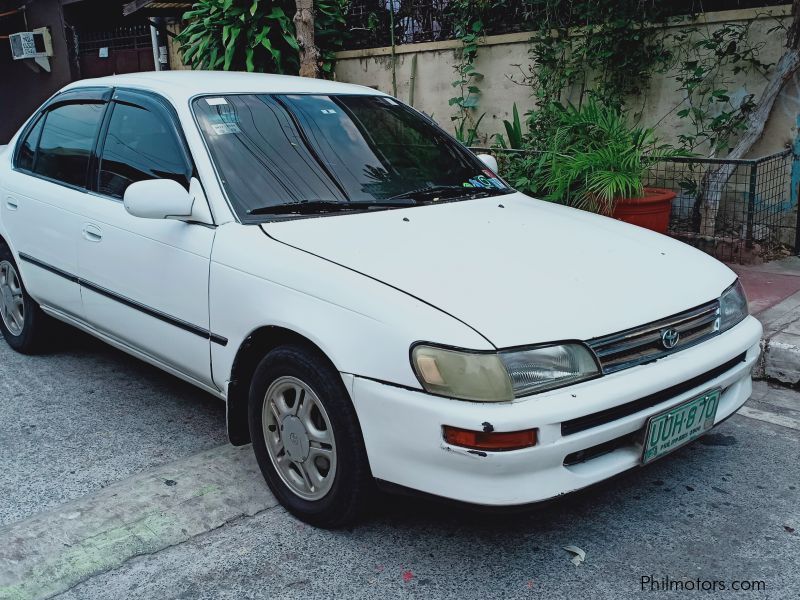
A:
1,329,798,600
0,327,226,526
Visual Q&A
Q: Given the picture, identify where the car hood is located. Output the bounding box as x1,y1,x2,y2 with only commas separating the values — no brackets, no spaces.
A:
260,193,735,348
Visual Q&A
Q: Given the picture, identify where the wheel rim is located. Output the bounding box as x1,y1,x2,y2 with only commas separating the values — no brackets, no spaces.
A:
0,260,24,337
262,376,337,501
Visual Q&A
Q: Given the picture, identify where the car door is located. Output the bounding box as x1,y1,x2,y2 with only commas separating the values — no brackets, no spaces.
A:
1,89,111,319
76,89,217,389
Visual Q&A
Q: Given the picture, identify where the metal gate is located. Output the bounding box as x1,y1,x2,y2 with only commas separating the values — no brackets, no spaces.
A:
76,24,154,78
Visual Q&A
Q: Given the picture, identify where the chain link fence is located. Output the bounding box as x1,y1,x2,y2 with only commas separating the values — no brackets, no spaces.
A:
648,149,795,263
471,147,797,264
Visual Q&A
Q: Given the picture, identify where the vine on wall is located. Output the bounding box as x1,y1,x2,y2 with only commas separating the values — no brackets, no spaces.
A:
666,19,777,155
448,0,488,144
445,0,776,156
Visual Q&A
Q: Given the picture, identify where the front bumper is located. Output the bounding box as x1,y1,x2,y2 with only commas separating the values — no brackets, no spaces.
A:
350,316,762,506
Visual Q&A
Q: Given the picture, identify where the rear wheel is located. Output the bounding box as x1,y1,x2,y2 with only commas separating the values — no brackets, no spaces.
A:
248,344,373,528
0,244,50,354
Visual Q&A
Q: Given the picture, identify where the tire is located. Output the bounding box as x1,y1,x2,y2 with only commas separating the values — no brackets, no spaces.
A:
248,344,373,528
0,243,50,354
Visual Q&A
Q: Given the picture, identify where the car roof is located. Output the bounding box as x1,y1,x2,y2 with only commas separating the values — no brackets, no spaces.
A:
62,71,386,105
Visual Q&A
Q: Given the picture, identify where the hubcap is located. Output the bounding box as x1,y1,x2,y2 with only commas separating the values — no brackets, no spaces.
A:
262,376,337,501
0,261,24,337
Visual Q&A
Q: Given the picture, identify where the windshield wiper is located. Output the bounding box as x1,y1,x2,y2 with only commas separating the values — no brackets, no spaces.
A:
387,185,510,203
247,199,417,216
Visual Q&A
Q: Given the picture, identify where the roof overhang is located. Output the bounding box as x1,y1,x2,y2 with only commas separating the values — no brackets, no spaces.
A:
123,1,191,17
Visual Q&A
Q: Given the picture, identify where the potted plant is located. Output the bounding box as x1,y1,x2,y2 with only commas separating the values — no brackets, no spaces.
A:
510,100,687,234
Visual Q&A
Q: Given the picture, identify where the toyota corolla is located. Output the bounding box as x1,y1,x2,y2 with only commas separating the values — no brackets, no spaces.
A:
0,72,760,527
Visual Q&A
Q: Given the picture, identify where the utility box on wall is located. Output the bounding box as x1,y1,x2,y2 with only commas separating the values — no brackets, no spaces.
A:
9,27,53,72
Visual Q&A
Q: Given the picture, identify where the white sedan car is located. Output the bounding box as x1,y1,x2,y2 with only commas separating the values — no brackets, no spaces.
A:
0,72,760,527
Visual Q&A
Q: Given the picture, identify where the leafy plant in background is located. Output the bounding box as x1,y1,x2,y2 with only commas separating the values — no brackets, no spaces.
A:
448,2,487,144
446,0,675,146
493,103,523,149
506,100,687,215
494,2,771,157
177,0,347,75
665,20,775,155
454,112,485,146
516,0,671,140
315,0,349,75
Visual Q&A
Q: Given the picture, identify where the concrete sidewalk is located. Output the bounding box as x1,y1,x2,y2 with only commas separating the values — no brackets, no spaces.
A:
730,256,800,385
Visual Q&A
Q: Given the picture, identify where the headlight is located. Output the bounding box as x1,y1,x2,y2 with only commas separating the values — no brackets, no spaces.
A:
499,344,600,396
719,279,748,332
411,343,600,402
411,345,513,401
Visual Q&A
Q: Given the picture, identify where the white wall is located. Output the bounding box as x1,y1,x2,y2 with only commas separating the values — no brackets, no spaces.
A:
334,6,798,157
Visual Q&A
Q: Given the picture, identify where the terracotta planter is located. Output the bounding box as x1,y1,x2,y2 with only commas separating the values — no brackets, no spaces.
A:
612,187,676,234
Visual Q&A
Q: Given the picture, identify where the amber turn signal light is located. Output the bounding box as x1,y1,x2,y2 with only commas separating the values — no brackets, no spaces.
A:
442,425,537,452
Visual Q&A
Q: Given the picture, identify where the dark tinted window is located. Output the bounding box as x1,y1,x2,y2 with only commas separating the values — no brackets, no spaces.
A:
15,115,44,171
98,103,189,199
194,95,341,212
35,103,105,187
193,94,509,220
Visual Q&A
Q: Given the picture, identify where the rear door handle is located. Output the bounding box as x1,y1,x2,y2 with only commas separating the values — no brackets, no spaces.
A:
5,198,18,210
82,224,103,242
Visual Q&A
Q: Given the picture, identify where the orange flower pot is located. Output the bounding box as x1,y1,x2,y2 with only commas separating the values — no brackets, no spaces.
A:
612,187,676,234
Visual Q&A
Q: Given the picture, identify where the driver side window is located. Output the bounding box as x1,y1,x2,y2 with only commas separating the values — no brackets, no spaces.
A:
98,102,189,200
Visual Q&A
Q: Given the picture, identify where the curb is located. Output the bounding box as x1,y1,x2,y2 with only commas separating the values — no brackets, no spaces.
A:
755,333,800,386
752,289,800,386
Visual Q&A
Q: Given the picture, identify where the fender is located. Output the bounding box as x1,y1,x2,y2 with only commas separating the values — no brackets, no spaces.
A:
207,224,494,445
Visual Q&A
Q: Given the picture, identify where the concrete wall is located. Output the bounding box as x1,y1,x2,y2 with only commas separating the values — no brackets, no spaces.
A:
0,0,75,143
334,5,798,157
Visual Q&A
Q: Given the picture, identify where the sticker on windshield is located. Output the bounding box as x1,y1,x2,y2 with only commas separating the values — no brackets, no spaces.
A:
482,169,506,189
320,108,337,114
463,174,506,189
383,98,399,106
205,97,228,106
206,112,241,135
470,175,493,188
211,122,241,135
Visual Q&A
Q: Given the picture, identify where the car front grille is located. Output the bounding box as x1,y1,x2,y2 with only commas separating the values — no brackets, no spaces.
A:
587,300,721,374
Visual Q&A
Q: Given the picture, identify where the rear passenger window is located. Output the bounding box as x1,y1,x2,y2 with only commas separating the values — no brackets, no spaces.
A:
98,103,189,199
35,103,105,187
16,115,44,171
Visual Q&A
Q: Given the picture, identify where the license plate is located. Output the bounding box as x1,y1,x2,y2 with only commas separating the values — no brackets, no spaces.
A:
642,389,720,464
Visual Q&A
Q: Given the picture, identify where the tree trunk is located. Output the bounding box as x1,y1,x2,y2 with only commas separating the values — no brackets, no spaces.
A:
699,49,800,235
699,0,800,236
294,0,319,78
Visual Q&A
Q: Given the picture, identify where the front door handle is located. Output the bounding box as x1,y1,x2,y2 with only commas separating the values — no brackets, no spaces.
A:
82,224,103,243
5,198,18,211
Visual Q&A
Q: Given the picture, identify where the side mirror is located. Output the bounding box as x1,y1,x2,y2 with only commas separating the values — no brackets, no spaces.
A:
476,153,499,174
123,179,194,220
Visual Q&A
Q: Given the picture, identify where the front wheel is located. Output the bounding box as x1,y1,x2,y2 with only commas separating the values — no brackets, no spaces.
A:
248,344,373,528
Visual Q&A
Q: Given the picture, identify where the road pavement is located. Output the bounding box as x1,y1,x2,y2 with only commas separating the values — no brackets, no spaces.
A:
1,329,798,599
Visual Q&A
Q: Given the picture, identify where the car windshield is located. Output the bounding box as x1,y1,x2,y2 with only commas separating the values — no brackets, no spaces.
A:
192,94,511,220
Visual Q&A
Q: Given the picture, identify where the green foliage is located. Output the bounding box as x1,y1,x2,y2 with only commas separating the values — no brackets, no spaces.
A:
520,1,671,113
176,0,347,75
485,2,772,158
667,21,774,154
506,100,686,215
493,103,523,149
447,0,672,146
315,0,349,74
454,112,485,146
448,1,487,143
